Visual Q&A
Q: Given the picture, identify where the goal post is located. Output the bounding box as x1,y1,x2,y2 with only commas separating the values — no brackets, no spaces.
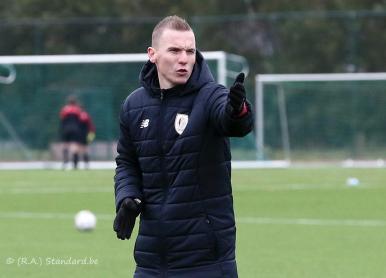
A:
0,64,16,84
0,51,248,86
255,72,386,162
0,51,248,161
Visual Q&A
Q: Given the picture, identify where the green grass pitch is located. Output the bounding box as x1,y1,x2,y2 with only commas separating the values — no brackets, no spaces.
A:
1,168,386,277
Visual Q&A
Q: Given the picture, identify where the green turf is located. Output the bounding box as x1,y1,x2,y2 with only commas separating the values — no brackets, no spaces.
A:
1,168,386,277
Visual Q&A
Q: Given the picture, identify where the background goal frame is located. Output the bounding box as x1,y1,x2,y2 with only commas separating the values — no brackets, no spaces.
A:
255,72,386,161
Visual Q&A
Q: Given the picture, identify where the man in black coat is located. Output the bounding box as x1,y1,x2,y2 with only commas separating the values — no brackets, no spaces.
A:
114,15,253,277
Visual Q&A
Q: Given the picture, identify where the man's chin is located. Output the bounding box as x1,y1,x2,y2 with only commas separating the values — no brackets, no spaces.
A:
174,76,190,85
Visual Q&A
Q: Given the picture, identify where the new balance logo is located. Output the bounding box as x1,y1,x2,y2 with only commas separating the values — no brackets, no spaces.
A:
140,119,150,129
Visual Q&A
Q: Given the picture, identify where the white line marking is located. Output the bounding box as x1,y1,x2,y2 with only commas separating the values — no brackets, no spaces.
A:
233,183,369,191
0,212,113,220
238,217,386,227
0,187,112,194
0,212,385,227
1,184,374,194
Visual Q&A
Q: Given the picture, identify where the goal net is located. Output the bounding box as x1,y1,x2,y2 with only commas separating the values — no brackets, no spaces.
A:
255,73,386,165
0,52,248,161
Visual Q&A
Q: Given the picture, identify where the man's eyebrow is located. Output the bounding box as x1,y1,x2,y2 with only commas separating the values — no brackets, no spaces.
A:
167,46,196,51
167,46,183,51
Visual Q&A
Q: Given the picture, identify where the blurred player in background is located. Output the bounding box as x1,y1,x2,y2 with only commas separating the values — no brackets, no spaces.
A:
59,95,83,170
113,15,253,277
79,107,96,169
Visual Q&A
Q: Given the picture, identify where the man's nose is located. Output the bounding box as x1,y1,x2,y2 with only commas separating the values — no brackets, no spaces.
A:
178,51,188,64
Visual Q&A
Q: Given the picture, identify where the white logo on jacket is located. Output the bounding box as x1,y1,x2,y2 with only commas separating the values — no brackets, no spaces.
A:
140,119,150,128
174,113,189,135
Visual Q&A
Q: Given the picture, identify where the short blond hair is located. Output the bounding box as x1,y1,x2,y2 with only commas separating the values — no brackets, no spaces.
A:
151,15,192,47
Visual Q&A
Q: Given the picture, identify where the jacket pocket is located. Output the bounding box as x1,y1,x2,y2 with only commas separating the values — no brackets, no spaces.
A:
202,214,219,260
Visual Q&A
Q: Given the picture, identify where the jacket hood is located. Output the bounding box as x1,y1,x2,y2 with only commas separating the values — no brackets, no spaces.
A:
139,50,215,97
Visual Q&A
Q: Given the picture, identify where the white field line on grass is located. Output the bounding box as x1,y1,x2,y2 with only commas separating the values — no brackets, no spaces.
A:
0,187,112,194
234,184,342,191
0,183,371,195
0,211,113,220
1,211,386,227
239,217,386,227
0,160,288,170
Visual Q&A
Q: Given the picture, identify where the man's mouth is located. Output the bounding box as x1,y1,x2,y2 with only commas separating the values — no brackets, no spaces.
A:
177,69,188,74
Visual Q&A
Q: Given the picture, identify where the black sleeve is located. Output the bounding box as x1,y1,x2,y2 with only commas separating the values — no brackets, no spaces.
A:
114,100,143,212
206,85,254,137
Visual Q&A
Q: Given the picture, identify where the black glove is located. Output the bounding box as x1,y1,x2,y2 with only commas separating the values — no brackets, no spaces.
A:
228,72,246,114
113,198,142,240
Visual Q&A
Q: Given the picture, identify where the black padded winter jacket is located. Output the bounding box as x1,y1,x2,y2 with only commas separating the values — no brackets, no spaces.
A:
114,51,253,277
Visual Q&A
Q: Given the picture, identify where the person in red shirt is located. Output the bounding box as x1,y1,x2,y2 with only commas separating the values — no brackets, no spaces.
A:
59,95,83,169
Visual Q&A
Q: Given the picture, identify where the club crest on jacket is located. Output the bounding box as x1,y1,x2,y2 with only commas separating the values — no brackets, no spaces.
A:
174,113,188,135
140,119,150,129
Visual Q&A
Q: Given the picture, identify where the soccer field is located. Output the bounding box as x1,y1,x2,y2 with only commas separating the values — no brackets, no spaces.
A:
1,168,386,277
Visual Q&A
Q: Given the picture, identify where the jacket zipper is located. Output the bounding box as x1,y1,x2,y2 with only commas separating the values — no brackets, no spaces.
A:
159,89,168,276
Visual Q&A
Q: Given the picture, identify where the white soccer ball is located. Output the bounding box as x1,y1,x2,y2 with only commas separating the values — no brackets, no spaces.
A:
74,210,97,231
346,177,360,187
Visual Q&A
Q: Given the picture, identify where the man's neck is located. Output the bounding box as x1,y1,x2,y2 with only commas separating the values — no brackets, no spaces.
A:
158,78,173,90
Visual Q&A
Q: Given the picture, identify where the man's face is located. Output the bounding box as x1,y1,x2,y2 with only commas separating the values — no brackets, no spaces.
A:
148,29,196,89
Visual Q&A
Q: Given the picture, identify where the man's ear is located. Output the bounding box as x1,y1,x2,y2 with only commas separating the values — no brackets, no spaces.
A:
147,47,156,63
